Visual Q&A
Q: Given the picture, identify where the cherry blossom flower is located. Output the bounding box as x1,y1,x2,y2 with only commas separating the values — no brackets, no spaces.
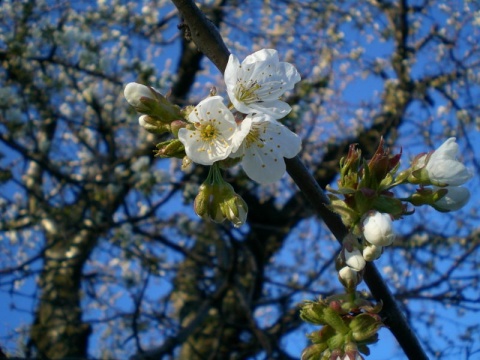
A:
224,49,301,119
178,96,247,165
230,113,301,184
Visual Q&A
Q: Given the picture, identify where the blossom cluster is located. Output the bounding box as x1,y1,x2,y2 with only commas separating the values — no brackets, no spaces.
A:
178,49,302,184
124,49,301,227
301,137,472,359
329,137,472,288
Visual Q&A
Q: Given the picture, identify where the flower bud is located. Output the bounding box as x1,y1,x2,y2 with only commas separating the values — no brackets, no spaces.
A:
193,164,248,227
338,266,362,291
139,115,171,134
339,144,361,190
408,138,472,186
124,82,183,122
343,343,364,360
181,156,192,170
154,139,185,159
362,243,382,261
344,248,366,272
349,313,383,342
220,194,248,228
169,120,188,137
124,82,155,112
407,187,446,206
301,344,328,360
432,186,470,212
194,182,225,223
362,211,395,246
300,300,329,325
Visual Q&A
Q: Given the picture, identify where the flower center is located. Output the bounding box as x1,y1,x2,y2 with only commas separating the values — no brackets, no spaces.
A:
199,122,218,142
245,123,265,148
235,81,261,104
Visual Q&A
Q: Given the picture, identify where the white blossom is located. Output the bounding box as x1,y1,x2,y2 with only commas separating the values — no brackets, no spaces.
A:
433,186,470,212
178,96,247,165
224,49,301,119
362,211,395,247
422,137,472,186
230,113,301,184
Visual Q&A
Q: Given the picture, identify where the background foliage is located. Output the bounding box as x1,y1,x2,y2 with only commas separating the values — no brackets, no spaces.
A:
1,0,479,358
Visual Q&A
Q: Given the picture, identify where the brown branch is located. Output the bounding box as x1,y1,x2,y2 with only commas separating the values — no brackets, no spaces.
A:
169,0,429,359
171,0,230,73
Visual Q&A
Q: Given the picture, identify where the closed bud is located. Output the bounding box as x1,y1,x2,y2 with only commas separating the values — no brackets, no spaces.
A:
124,82,183,123
181,156,192,170
344,247,366,272
154,139,185,159
408,187,446,206
124,82,155,113
299,300,329,325
343,343,364,360
362,243,382,261
432,186,470,212
194,182,225,223
362,211,395,246
407,186,470,212
338,266,362,291
301,344,328,360
193,164,248,227
139,115,171,134
169,119,188,137
408,138,472,186
220,194,248,227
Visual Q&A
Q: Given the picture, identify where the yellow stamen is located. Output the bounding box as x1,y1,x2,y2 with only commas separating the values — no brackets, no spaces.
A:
235,81,261,104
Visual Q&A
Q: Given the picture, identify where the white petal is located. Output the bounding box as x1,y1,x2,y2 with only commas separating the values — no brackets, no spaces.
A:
188,96,235,125
249,100,292,119
243,49,279,64
225,55,241,98
259,118,301,158
279,62,302,85
242,142,287,184
230,97,254,115
238,116,301,183
230,117,252,154
427,160,472,186
430,137,458,161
